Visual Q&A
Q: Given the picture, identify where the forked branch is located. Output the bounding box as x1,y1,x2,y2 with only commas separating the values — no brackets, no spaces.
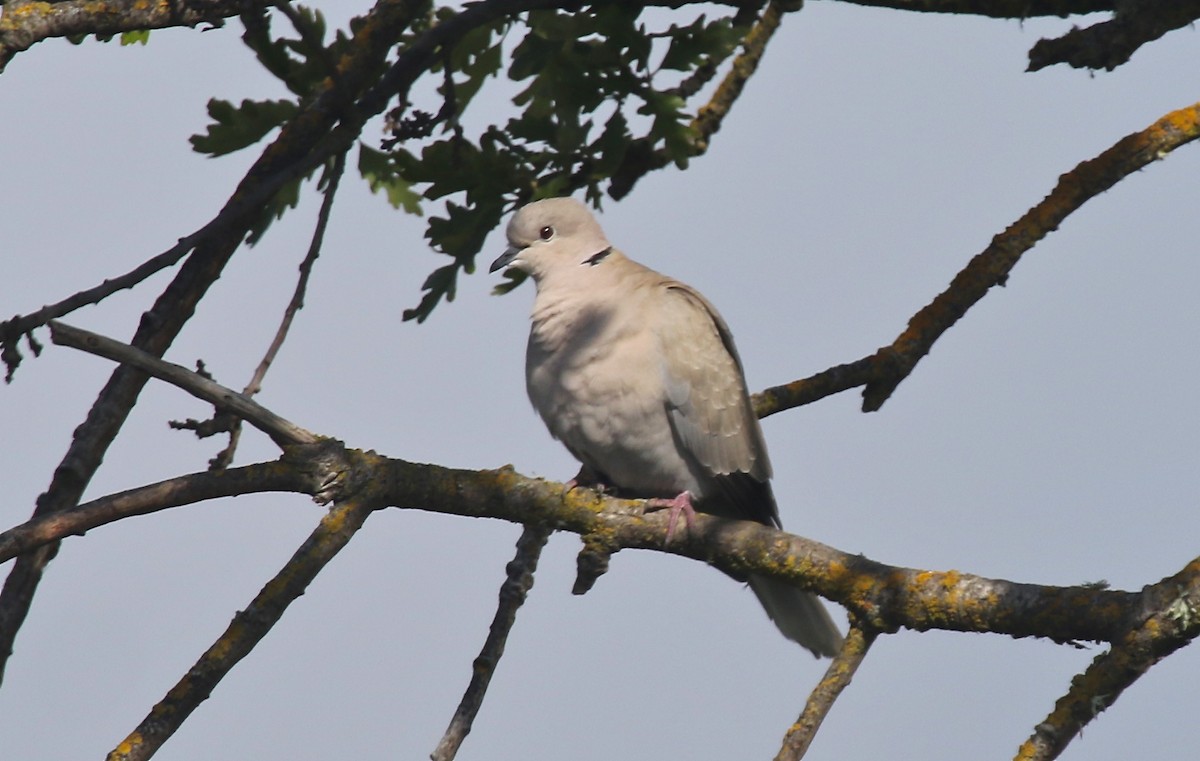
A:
753,99,1200,417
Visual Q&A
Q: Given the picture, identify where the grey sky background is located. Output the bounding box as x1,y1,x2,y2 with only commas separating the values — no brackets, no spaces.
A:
1,3,1197,759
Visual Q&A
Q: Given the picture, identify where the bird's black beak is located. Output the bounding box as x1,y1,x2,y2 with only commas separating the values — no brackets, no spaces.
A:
489,245,520,273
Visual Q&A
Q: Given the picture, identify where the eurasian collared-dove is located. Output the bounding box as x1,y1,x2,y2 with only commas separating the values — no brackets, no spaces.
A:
491,197,842,658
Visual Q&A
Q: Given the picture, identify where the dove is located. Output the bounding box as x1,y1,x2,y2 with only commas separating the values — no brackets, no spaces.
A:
490,197,842,658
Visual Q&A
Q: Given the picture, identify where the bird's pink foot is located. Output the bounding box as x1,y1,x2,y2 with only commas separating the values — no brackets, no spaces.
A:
645,491,696,543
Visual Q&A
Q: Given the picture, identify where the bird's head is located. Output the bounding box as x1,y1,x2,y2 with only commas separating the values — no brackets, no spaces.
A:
490,197,613,282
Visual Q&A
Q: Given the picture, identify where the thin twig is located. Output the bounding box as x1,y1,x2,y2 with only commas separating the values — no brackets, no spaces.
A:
431,524,552,761
775,624,876,761
211,150,348,468
246,152,345,399
610,0,794,199
0,0,559,690
0,0,573,691
49,321,317,447
2,238,191,382
0,463,309,564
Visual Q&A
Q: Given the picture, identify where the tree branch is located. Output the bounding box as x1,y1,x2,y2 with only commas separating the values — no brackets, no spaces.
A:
831,0,1113,17
6,424,1187,659
611,0,794,200
48,321,317,447
0,402,1192,761
753,99,1200,416
402,462,1158,643
0,0,265,72
1014,560,1200,761
431,524,552,761
207,149,348,469
0,463,311,564
34,316,1190,649
0,0,432,684
775,623,877,761
106,482,386,761
1028,0,1200,71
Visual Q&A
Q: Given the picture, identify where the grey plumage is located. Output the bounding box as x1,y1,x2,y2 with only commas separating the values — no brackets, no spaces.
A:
491,197,842,658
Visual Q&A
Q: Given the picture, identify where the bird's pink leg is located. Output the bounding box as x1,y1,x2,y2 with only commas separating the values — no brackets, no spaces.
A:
645,491,697,543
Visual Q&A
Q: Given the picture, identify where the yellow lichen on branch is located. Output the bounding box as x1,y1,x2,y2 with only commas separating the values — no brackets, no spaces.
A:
751,100,1200,417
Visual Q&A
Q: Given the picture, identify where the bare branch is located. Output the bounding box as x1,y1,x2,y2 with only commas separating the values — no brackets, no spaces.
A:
775,624,877,761
0,424,1189,759
754,354,880,418
432,524,552,761
2,239,189,383
1028,0,1200,71
0,463,310,564
106,485,386,761
245,153,345,400
0,0,432,678
752,98,1200,416
1014,560,1200,761
831,0,1113,17
211,150,348,468
49,321,317,447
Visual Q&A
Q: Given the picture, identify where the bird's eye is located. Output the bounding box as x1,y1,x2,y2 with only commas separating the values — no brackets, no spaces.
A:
539,225,554,240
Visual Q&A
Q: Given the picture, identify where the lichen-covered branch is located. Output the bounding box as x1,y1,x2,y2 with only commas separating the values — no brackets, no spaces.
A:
407,462,1170,645
0,411,1193,760
0,0,264,72
1013,559,1200,761
753,99,1200,417
3,441,1189,651
106,477,386,761
29,319,1191,647
775,623,876,761
0,0,433,687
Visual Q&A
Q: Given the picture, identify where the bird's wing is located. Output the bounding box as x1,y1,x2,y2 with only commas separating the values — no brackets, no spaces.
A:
656,280,779,526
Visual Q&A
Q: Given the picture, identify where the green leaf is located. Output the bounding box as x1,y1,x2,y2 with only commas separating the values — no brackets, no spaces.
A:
660,16,739,71
239,5,335,97
491,267,528,296
120,30,151,46
358,145,423,215
426,201,500,259
246,176,303,246
590,111,631,175
190,98,299,157
403,264,459,322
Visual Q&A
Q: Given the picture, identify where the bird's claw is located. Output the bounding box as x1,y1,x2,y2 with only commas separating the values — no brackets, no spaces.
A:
645,491,696,543
565,464,608,495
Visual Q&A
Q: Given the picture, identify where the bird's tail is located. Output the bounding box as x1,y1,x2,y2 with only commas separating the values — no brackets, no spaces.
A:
747,574,843,658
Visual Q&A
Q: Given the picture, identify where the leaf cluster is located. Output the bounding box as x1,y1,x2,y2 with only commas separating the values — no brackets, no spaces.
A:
184,4,749,320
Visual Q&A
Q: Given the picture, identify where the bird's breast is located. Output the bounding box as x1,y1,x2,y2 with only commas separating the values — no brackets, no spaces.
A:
525,300,699,498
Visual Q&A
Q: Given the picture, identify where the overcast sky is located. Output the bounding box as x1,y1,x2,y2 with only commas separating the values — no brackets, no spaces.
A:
1,4,1198,760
